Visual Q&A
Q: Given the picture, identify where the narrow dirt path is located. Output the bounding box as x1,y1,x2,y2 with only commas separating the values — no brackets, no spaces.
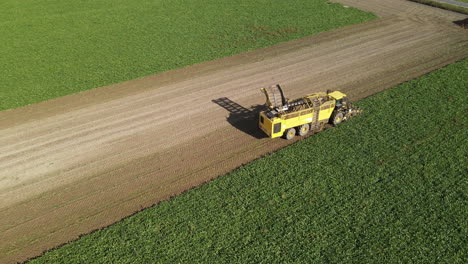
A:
0,1,467,263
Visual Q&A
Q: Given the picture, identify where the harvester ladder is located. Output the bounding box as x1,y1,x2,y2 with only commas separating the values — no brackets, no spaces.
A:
312,99,320,131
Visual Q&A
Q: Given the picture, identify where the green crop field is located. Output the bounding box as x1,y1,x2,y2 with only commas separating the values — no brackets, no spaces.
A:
30,59,467,263
0,0,375,111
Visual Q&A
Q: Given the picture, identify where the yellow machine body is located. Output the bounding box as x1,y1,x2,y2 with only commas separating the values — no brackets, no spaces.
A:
258,86,357,139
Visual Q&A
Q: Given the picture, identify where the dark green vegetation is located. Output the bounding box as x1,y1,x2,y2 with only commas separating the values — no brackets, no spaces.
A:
410,0,468,14
0,0,375,111
30,59,467,263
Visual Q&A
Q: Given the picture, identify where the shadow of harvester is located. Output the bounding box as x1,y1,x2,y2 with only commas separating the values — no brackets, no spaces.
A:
212,97,267,139
454,18,468,29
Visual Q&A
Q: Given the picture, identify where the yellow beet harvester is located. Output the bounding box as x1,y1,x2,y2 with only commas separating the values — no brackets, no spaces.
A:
259,84,361,139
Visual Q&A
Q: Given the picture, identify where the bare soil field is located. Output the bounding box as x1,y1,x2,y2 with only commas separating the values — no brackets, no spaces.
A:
1,1,467,263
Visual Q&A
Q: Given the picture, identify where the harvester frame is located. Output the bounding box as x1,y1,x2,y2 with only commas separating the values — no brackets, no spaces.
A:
258,84,361,139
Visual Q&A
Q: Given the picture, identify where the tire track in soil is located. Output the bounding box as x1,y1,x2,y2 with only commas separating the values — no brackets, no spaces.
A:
1,1,467,262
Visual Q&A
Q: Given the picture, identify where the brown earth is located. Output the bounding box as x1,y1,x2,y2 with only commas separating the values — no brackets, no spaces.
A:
0,0,467,263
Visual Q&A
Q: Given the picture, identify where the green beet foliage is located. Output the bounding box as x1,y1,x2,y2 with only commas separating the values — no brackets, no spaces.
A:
0,0,375,111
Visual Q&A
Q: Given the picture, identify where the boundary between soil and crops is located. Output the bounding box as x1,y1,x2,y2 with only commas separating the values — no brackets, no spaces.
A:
0,0,376,111
27,58,468,263
410,0,468,14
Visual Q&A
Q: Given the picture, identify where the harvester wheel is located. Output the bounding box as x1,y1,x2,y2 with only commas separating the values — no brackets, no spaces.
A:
298,124,310,136
332,112,344,126
284,128,296,140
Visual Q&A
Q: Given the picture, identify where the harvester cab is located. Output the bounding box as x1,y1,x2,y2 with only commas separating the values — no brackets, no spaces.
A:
258,84,361,139
327,90,361,125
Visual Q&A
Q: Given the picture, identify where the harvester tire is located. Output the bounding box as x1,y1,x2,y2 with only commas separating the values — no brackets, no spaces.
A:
284,128,296,140
298,124,310,136
332,112,344,126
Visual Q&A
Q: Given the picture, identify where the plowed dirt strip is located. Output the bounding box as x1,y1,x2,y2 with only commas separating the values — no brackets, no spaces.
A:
1,1,467,263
